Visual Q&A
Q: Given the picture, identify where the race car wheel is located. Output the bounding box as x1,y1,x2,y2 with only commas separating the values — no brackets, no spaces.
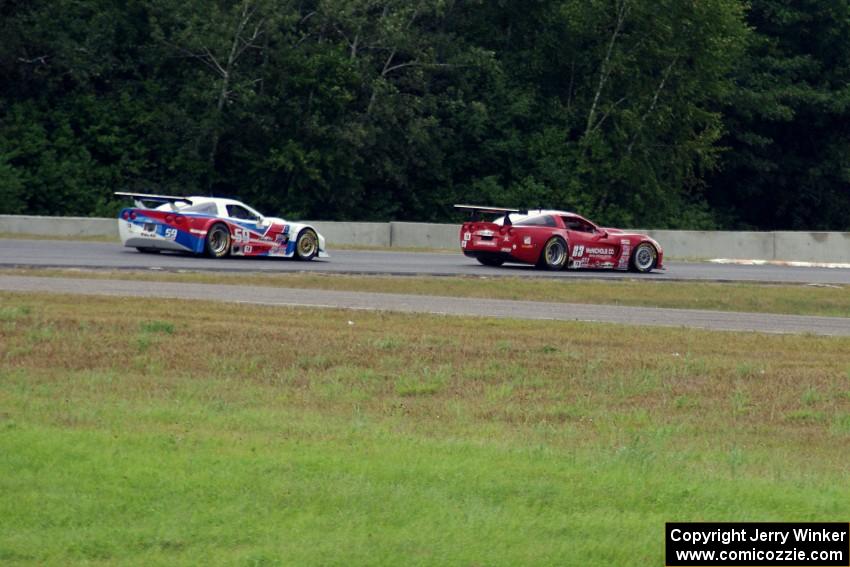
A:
476,257,504,267
206,223,231,258
538,237,568,271
135,247,161,254
295,228,319,261
630,242,657,273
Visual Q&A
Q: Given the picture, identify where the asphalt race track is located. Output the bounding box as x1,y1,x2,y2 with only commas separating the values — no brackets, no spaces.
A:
2,238,850,285
2,275,849,336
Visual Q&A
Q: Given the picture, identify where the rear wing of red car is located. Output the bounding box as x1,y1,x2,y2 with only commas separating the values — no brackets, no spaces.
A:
454,204,528,225
114,192,192,210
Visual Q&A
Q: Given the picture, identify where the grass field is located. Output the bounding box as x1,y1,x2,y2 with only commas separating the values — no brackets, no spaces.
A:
1,292,850,565
4,267,849,317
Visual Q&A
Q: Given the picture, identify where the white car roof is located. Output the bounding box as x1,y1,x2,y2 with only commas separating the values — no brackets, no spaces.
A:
493,209,579,225
154,196,266,217
185,197,245,208
518,209,573,218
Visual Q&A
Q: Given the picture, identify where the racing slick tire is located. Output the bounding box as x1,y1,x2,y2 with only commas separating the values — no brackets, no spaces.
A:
205,223,231,258
537,237,568,271
629,242,657,273
135,247,161,254
476,257,504,267
294,228,319,261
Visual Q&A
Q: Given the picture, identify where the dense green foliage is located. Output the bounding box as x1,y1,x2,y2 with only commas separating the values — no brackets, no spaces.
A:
1,0,847,228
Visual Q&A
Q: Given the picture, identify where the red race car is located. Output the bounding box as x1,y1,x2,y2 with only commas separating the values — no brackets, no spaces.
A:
455,205,663,273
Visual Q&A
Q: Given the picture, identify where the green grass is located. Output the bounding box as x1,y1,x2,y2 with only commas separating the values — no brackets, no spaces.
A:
1,292,850,565
4,267,850,317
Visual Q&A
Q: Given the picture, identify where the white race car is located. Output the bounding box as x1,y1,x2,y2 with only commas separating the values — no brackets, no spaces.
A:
116,192,328,260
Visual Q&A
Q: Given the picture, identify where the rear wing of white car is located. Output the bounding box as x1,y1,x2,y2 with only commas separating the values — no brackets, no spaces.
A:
453,204,528,225
114,192,192,210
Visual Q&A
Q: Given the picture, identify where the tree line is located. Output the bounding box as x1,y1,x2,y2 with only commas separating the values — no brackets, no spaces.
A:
1,0,848,229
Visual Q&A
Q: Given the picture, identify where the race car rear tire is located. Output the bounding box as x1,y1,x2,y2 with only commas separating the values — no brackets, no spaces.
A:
537,237,568,271
206,223,231,258
135,247,161,254
476,257,504,267
629,242,657,273
294,228,319,261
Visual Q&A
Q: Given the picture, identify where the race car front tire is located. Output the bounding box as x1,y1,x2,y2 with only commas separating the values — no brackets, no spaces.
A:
537,237,568,271
629,242,657,273
476,257,504,267
294,228,319,261
206,223,231,258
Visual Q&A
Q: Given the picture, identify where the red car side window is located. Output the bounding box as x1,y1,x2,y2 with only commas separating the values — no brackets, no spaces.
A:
562,217,595,233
